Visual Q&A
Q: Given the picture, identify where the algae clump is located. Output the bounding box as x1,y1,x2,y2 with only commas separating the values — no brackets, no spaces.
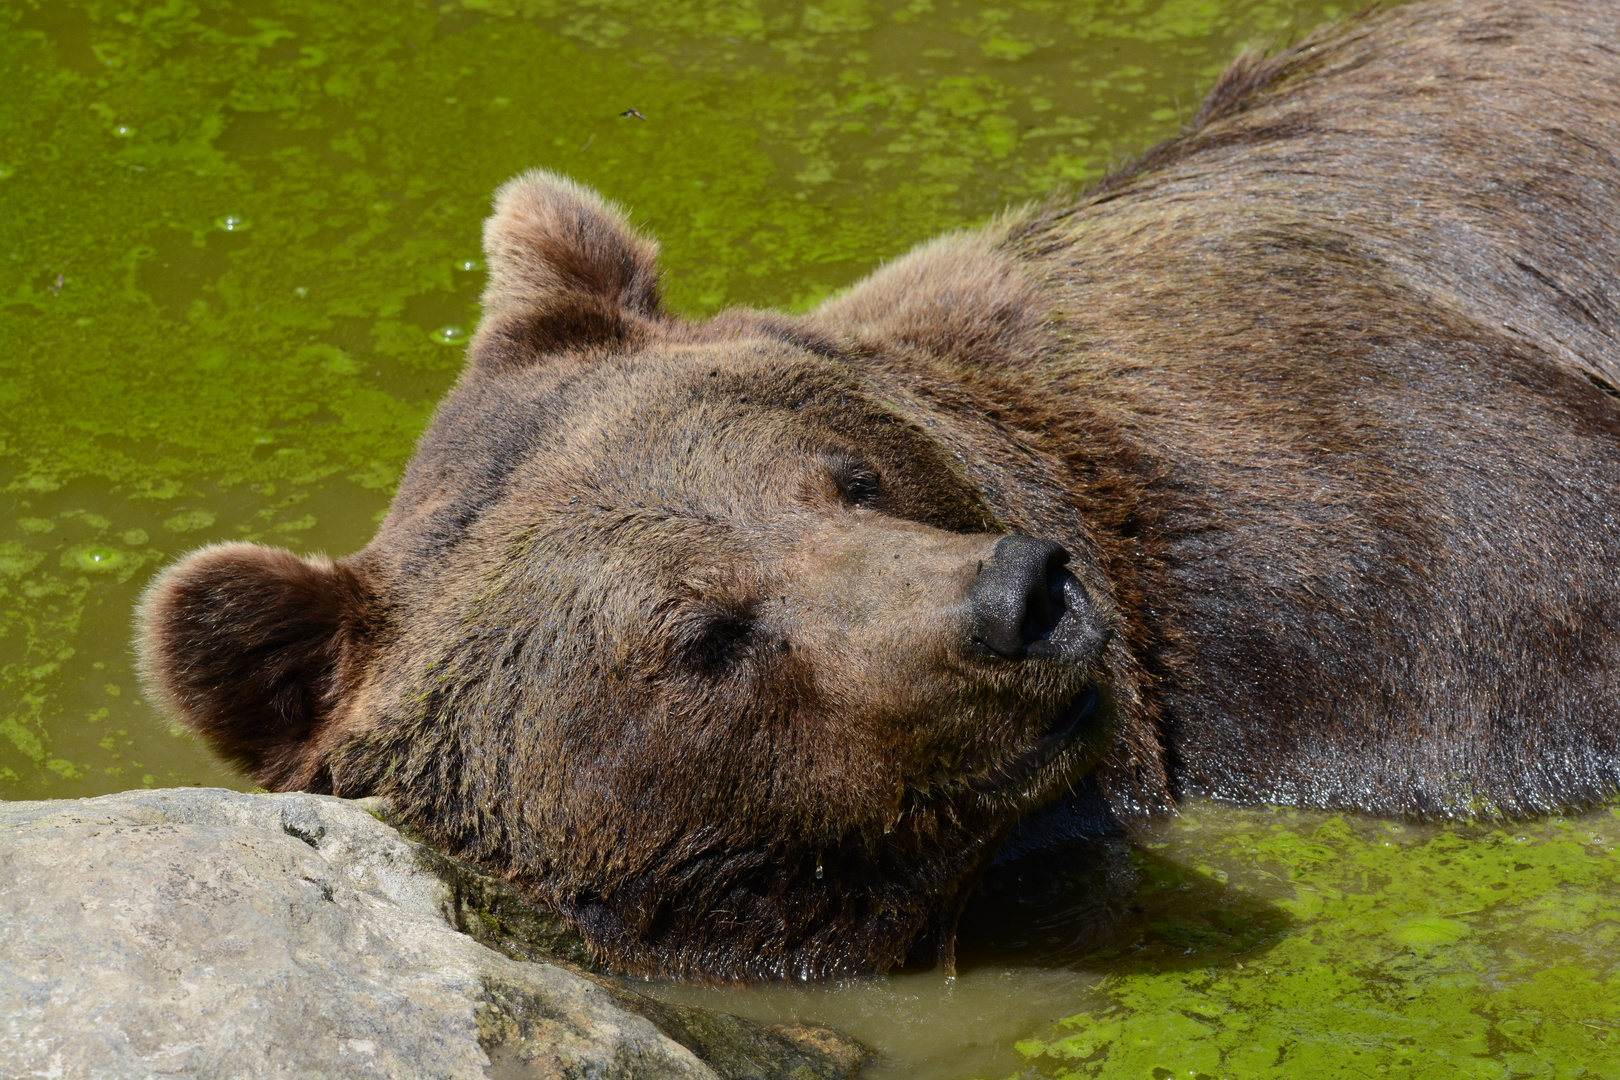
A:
1012,805,1620,1080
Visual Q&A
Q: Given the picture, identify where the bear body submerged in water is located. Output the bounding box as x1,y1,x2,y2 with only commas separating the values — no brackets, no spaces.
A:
141,0,1620,981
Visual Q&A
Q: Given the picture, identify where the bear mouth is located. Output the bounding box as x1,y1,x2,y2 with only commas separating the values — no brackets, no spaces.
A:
964,682,1100,794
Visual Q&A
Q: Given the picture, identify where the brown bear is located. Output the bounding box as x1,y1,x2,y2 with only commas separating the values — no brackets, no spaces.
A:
139,0,1620,982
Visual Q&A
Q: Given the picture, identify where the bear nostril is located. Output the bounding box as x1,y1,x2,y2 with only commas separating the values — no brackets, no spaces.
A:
968,535,1072,658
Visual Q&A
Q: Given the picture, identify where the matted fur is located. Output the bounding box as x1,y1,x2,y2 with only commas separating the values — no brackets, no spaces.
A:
140,0,1620,981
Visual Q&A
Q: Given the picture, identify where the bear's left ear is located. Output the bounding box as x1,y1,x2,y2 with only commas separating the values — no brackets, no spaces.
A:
136,543,376,792
808,230,1044,370
474,169,665,365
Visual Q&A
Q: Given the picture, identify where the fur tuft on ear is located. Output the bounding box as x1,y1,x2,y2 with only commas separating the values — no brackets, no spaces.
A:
136,543,376,792
475,169,664,364
808,230,1047,370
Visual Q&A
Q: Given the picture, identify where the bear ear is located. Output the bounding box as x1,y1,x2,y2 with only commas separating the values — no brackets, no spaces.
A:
808,231,1044,369
474,169,665,365
136,543,375,792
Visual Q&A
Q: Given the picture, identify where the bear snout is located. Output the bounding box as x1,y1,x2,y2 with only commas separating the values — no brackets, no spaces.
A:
967,535,1111,663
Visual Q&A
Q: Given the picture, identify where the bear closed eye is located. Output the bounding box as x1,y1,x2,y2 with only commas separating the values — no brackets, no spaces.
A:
140,0,1620,981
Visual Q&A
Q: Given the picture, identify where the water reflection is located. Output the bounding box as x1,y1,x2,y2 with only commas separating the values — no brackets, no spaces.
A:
961,838,1292,972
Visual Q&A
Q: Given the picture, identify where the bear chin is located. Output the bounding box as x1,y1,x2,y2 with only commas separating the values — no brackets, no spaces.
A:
966,683,1102,794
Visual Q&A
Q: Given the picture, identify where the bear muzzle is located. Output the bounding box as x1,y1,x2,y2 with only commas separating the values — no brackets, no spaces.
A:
967,534,1112,664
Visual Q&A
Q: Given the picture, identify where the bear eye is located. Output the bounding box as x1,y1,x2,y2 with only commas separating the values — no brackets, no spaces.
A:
683,608,756,673
831,456,883,507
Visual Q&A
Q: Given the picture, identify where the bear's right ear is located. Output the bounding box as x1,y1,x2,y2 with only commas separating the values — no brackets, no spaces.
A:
474,169,665,366
136,543,375,792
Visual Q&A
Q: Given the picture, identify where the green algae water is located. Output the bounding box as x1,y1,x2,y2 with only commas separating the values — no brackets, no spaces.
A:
655,803,1620,1078
3,0,1616,1075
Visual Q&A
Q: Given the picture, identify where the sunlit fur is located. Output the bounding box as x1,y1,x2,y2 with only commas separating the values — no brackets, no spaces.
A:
140,0,1620,981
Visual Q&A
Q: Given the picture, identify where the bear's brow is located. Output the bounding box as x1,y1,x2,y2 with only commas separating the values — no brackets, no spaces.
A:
570,500,743,532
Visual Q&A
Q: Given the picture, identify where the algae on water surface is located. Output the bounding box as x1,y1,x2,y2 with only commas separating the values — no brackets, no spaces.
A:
1007,804,1620,1080
650,802,1620,1080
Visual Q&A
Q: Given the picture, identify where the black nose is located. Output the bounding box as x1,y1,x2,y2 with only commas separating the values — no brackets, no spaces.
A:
969,535,1072,658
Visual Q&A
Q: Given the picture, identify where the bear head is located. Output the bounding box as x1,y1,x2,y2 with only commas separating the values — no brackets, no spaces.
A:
138,170,1127,981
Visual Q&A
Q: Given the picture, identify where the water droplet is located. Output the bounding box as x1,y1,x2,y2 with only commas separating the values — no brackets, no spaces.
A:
432,325,468,346
215,214,248,232
457,258,484,272
68,546,129,573
814,862,824,880
292,286,308,298
113,125,135,138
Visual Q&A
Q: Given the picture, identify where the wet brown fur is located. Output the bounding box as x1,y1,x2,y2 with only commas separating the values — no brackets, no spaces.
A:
140,0,1620,981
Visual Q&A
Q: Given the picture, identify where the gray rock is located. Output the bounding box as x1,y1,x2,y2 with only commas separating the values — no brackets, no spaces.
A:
0,788,865,1080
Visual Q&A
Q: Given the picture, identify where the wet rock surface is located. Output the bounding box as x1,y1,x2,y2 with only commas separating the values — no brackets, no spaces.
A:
0,788,865,1080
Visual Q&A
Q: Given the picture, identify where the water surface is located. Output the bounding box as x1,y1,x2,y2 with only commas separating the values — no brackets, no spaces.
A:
656,802,1620,1078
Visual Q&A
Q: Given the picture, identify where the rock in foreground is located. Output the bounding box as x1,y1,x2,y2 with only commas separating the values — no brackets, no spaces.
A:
0,788,864,1080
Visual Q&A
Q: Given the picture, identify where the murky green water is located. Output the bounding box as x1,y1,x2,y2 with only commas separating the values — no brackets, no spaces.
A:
3,0,1616,1075
657,802,1620,1078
